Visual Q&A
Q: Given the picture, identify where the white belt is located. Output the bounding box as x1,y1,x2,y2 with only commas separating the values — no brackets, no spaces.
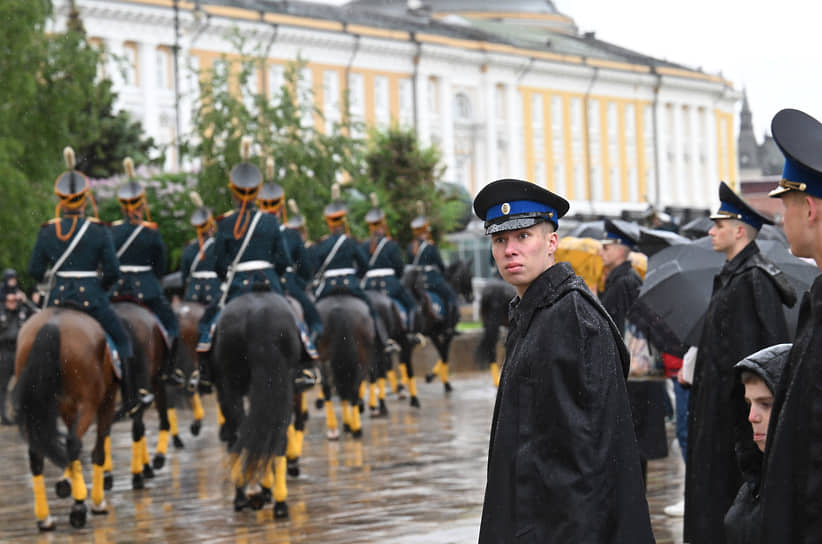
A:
411,265,438,272
120,265,152,273
323,268,356,278
56,271,97,278
234,260,273,272
366,268,395,278
191,271,218,279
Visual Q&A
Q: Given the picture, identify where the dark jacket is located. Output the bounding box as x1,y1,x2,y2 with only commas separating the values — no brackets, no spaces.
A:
598,259,641,334
759,273,822,543
478,262,654,544
109,219,167,301
685,241,795,544
309,233,369,299
180,237,220,304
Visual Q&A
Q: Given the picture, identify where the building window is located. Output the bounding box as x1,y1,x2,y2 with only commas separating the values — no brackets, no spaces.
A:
399,78,413,129
588,98,602,201
323,70,341,133
571,97,585,200
608,102,619,201
427,76,439,115
242,68,259,114
155,46,172,90
625,103,638,201
495,84,506,122
122,42,139,87
299,67,313,128
375,75,390,129
531,94,545,187
644,104,655,200
348,72,365,138
551,96,565,194
268,64,285,103
454,92,472,122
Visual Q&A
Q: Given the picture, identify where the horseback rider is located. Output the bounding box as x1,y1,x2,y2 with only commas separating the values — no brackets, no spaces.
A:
309,184,388,353
361,193,419,337
110,157,181,386
179,196,220,305
28,147,151,417
285,199,309,244
257,158,323,343
406,201,459,333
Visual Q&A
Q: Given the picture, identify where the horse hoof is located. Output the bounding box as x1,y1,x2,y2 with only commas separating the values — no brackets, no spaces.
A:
302,410,309,422
425,373,436,383
315,398,324,410
378,399,389,416
69,501,87,528
351,428,363,439
173,435,185,449
234,489,250,512
273,501,289,519
153,454,166,470
37,515,56,532
410,396,420,408
190,419,202,437
143,463,155,479
287,459,300,477
248,493,266,511
55,478,71,498
327,428,340,441
343,423,351,434
357,399,364,413
91,499,108,515
132,473,144,490
103,473,113,491
444,382,453,393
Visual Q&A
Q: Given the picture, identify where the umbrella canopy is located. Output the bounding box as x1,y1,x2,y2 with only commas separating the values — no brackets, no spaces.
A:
556,236,603,292
634,237,819,348
566,220,605,240
637,228,690,257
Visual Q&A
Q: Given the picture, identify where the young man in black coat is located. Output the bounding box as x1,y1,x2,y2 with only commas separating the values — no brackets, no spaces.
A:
684,181,796,544
473,179,654,543
758,108,822,543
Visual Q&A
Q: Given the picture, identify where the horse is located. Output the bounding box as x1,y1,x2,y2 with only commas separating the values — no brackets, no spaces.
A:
113,301,195,488
476,278,516,387
212,291,301,519
365,290,408,412
403,259,474,395
174,300,210,437
13,308,118,531
315,294,375,440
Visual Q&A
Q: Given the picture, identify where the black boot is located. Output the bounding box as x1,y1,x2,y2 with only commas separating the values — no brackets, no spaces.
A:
115,357,138,421
131,356,154,415
197,351,214,394
163,337,185,387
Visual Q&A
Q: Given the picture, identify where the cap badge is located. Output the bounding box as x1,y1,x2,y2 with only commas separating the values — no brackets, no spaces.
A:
501,203,511,215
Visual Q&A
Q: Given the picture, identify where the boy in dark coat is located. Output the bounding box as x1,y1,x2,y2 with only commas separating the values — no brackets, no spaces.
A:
473,178,654,543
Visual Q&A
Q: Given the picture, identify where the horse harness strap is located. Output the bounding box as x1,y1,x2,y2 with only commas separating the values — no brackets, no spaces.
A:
368,237,389,268
218,211,263,308
116,224,144,259
412,241,429,267
42,219,92,306
311,235,349,297
188,237,214,278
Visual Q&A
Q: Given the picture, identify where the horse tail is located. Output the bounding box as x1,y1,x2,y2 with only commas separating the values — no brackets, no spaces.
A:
14,321,68,467
232,316,293,481
329,306,361,404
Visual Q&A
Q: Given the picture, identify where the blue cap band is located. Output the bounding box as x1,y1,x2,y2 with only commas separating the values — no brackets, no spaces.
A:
484,199,557,223
604,231,635,248
783,157,822,199
718,202,763,230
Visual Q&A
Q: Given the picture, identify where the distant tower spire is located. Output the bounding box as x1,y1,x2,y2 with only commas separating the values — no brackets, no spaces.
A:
737,87,761,174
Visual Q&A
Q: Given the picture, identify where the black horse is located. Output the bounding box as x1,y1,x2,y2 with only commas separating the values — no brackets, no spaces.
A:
212,291,301,519
365,290,411,410
403,259,474,395
315,294,375,440
475,278,516,386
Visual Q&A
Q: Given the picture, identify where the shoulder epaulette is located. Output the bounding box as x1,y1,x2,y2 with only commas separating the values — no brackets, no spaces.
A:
142,221,158,230
86,217,101,224
43,218,60,227
216,210,235,220
112,219,124,226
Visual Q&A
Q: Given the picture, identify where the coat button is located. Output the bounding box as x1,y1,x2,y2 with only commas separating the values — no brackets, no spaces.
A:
243,280,248,285
59,285,65,291
54,299,60,305
138,293,143,299
135,281,141,287
84,301,89,307
195,284,200,290
79,286,85,293
206,296,211,301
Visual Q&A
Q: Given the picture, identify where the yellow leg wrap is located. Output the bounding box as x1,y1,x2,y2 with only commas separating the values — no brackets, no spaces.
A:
325,401,338,431
409,377,418,397
286,425,298,460
317,389,325,401
157,430,170,455
351,405,362,432
440,362,449,384
141,436,150,466
63,467,72,481
103,436,113,472
342,401,351,427
293,430,304,458
131,440,143,474
300,394,307,414
230,457,245,487
168,408,179,436
358,381,366,400
274,457,287,502
71,459,88,502
191,393,205,421
217,405,226,426
490,362,500,387
431,360,443,379
92,464,105,506
32,475,50,521
378,378,386,400
261,461,274,489
386,370,398,392
399,363,409,386
368,383,377,408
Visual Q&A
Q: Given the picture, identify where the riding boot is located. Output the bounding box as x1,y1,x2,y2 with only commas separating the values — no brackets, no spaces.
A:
197,351,214,394
163,337,185,387
116,357,138,420
131,356,154,413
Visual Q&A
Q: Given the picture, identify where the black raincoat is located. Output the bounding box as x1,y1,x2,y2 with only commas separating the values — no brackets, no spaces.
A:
759,273,822,543
599,260,669,469
479,262,654,543
684,241,796,544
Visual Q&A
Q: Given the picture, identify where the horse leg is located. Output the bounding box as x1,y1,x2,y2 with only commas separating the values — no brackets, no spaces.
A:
425,360,443,384
103,436,113,490
438,336,454,393
402,353,420,408
272,456,289,519
231,461,250,512
341,401,352,434
377,375,388,417
325,398,340,441
67,409,95,529
344,399,363,439
190,392,205,436
167,407,184,449
29,448,55,531
131,416,147,489
153,406,171,471
286,394,307,476
91,387,116,515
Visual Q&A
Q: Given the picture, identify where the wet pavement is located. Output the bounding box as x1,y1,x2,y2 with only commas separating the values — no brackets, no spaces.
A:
0,372,685,543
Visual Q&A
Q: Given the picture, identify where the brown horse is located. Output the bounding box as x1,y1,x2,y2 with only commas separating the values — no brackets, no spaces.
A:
174,299,209,435
14,307,118,531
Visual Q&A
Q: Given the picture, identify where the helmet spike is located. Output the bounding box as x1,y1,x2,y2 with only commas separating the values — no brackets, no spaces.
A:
370,192,379,207
288,198,299,214
416,200,425,216
266,157,275,180
240,136,252,161
331,183,341,201
63,146,76,170
123,157,136,179
189,191,204,208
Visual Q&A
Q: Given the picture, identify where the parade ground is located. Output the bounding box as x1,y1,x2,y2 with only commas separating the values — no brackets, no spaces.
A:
0,371,685,543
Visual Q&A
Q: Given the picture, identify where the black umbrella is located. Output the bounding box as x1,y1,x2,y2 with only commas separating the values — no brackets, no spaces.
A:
636,228,690,257
680,216,789,246
634,237,819,347
567,220,605,240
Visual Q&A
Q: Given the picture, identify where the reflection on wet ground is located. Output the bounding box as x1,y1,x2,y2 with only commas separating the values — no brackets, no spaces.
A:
0,372,684,543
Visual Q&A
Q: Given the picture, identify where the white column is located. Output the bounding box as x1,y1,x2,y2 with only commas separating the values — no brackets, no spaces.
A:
415,71,430,149
138,41,160,144
439,76,455,184
483,79,498,188
653,98,667,207
705,108,719,209
670,102,684,205
506,83,524,179
687,105,699,206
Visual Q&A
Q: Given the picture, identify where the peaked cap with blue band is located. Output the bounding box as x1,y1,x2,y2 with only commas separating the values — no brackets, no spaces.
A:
602,218,639,248
769,108,822,199
709,181,773,230
473,178,569,235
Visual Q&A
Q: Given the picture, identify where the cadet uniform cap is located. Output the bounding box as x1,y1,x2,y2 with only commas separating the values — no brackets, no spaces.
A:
734,343,792,395
602,218,639,249
710,181,773,230
473,178,569,235
230,162,262,192
258,182,285,203
769,108,822,199
190,206,213,228
366,207,386,224
55,170,89,200
117,180,145,203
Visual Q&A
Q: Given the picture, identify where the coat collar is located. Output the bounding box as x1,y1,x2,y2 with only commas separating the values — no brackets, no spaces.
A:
508,261,576,329
603,260,635,291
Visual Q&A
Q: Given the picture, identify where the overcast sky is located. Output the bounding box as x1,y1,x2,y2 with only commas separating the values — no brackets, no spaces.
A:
310,0,821,142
